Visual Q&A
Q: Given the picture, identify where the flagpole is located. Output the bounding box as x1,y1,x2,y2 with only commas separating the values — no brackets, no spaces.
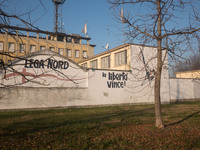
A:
121,5,126,70
107,27,109,50
121,6,125,45
123,19,125,45
86,21,88,37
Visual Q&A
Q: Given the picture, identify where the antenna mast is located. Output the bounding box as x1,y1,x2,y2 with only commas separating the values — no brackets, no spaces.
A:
52,0,65,33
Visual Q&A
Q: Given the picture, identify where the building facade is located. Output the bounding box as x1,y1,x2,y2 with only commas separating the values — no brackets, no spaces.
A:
0,24,95,63
79,43,131,71
0,49,171,109
78,43,169,75
176,70,200,79
0,42,199,110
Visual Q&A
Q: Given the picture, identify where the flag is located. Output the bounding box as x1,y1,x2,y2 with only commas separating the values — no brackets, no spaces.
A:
105,43,109,50
81,23,87,35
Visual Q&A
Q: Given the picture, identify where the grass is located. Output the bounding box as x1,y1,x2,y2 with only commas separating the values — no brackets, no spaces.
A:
0,102,200,149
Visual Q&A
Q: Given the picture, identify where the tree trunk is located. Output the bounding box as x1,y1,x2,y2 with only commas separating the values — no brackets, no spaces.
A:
154,0,164,128
155,40,164,128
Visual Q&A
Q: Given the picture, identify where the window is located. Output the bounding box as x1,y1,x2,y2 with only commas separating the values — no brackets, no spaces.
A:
66,37,72,43
75,50,80,58
90,60,98,69
81,62,88,69
8,42,15,52
0,41,3,51
40,46,45,51
101,55,110,69
30,45,36,53
115,50,127,66
49,47,55,51
67,49,72,57
58,48,63,55
57,36,64,42
83,51,87,58
74,38,80,44
20,44,26,53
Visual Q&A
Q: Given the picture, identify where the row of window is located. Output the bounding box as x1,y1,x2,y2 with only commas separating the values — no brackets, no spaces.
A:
0,31,87,44
0,41,88,58
58,36,87,44
82,50,127,69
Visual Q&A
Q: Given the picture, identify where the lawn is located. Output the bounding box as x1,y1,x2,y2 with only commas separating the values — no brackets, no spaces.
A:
0,102,200,149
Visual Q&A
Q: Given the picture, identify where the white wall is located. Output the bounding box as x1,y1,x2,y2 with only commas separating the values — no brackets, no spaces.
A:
169,78,200,103
0,47,172,110
0,69,171,110
194,80,200,99
0,87,88,109
1,51,88,88
86,64,170,106
129,45,170,103
87,70,141,105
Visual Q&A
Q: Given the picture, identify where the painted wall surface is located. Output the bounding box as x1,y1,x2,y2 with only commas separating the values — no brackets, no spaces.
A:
0,50,88,88
5,46,200,110
0,47,173,110
87,70,134,105
86,69,170,106
0,69,171,110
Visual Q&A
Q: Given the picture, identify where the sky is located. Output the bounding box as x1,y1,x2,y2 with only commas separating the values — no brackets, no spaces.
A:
2,0,200,57
3,0,124,55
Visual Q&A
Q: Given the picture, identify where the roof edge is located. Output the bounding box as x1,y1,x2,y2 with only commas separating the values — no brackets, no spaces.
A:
78,43,158,63
0,24,91,40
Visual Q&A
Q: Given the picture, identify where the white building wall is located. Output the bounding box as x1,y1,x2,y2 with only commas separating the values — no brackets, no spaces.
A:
5,45,200,110
87,70,134,105
0,51,88,88
194,80,200,99
169,78,198,103
129,45,170,103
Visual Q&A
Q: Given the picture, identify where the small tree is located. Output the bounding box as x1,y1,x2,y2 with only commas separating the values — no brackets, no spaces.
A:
108,0,200,128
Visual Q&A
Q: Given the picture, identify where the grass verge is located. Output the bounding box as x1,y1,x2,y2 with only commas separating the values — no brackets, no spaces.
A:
0,102,200,149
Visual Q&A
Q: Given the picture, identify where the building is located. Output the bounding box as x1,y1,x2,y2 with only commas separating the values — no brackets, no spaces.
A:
0,41,200,110
0,24,200,110
0,48,171,109
79,43,131,71
176,70,200,79
78,43,169,75
0,24,95,63
0,24,165,74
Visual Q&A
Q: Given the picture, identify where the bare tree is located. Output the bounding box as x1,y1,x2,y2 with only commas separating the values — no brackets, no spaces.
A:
0,0,45,86
108,0,200,128
175,53,200,72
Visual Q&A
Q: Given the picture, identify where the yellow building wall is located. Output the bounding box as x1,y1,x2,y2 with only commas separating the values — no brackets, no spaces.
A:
176,70,200,79
0,31,94,63
79,45,131,71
